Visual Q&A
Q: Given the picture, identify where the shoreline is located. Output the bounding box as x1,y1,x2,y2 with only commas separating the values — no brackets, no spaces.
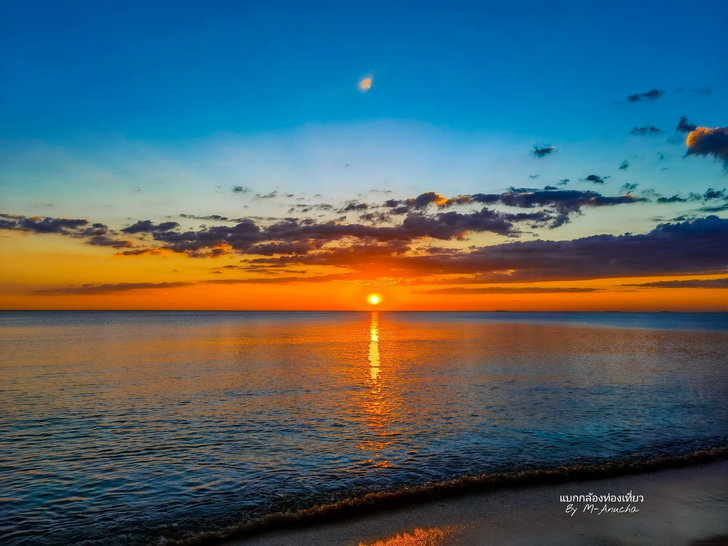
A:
223,459,728,545
167,447,728,546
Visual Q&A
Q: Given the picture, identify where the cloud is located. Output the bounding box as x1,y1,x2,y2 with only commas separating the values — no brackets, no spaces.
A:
296,215,727,283
287,203,335,214
433,215,728,282
623,278,728,288
417,286,601,295
10,210,727,288
340,201,369,212
675,87,712,98
36,282,193,295
249,241,412,269
0,214,139,249
630,126,662,136
656,195,691,203
180,214,233,222
0,180,701,265
248,241,322,256
699,203,728,213
650,188,725,204
532,145,556,158
0,183,699,264
232,185,250,193
398,208,518,238
676,116,697,133
619,160,629,170
620,183,638,193
119,248,166,256
581,174,608,184
34,274,355,295
4,215,89,234
254,191,295,199
467,188,644,227
121,220,179,234
148,207,523,257
387,192,450,210
86,235,135,248
685,127,728,168
3,185,650,260
381,188,644,229
359,211,393,224
245,215,728,286
626,89,664,102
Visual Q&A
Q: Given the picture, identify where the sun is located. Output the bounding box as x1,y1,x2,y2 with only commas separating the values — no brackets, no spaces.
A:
367,293,382,306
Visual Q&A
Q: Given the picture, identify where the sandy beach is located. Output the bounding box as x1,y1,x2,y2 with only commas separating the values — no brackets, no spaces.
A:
225,460,728,546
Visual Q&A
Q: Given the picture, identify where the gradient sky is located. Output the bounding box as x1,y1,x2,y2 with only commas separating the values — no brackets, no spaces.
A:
1,0,727,310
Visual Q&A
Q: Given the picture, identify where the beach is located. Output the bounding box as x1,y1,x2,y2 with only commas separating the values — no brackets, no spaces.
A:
227,460,728,545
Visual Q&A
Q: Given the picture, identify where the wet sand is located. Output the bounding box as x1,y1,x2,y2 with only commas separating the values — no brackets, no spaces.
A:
226,460,728,545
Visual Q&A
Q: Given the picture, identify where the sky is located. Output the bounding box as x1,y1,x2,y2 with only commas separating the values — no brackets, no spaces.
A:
1,0,727,310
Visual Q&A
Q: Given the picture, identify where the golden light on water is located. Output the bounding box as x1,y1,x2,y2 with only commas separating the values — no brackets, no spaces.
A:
367,293,382,305
369,312,380,380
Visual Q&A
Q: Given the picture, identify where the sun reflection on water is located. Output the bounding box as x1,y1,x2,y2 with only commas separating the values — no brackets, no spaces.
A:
369,311,380,380
361,311,393,467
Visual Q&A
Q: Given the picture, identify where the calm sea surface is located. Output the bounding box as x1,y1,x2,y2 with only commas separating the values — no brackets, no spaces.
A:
1,311,727,544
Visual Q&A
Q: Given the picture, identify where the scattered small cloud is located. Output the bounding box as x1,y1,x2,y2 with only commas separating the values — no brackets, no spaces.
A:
618,160,629,170
121,220,179,234
626,89,664,102
581,174,608,184
254,191,295,199
532,145,556,158
630,126,662,136
180,214,233,222
676,116,697,133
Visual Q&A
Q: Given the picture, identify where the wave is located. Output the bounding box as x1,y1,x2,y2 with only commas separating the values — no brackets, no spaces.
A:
162,445,728,546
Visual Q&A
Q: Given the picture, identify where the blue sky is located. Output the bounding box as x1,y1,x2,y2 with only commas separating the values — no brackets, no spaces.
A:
2,0,726,141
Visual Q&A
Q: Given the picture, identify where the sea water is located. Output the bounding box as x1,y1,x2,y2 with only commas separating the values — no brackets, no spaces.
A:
1,311,726,544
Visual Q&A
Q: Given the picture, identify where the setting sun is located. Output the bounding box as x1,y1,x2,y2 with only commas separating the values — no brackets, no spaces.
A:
367,293,382,305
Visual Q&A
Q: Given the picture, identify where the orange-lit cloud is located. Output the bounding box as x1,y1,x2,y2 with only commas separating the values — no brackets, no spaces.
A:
685,126,728,167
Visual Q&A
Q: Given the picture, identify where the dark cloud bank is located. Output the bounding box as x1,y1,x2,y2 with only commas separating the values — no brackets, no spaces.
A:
2,184,726,291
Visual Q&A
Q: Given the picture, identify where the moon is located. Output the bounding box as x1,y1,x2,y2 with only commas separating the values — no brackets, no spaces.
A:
358,77,373,92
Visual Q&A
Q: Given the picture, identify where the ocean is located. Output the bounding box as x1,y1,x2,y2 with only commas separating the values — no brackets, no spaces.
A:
1,311,727,545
